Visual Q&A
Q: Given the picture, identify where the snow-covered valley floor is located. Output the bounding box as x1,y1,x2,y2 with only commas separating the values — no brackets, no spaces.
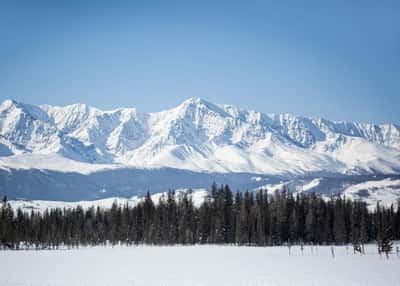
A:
0,245,399,286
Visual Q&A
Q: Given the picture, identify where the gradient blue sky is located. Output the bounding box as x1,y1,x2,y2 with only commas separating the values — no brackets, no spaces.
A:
1,0,399,123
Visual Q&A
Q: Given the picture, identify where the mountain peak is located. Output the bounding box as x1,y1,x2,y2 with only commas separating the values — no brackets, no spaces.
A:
0,99,46,121
0,99,19,111
179,97,216,109
175,98,229,119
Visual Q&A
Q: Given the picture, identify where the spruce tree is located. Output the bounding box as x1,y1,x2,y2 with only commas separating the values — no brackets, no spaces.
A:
378,226,393,259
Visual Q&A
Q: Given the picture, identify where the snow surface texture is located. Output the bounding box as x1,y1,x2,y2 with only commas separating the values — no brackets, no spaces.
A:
0,98,399,175
0,245,399,286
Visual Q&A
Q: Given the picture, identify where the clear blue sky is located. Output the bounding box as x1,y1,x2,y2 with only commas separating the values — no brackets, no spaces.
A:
1,0,399,123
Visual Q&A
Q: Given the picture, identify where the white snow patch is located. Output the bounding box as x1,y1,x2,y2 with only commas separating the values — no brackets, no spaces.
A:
300,178,321,192
342,178,400,209
251,176,263,182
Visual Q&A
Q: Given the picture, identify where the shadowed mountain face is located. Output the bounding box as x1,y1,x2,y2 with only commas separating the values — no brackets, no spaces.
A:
1,166,399,203
0,98,399,203
0,166,287,201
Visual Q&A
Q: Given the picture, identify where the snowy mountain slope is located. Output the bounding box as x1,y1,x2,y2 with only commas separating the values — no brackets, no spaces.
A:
0,100,104,163
41,103,149,159
0,98,398,176
269,113,400,149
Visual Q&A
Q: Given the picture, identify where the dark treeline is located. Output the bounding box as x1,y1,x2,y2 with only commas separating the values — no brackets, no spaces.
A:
0,184,399,250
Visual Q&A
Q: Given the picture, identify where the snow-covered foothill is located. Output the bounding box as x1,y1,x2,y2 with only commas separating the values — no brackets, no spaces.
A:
342,178,400,209
8,188,208,213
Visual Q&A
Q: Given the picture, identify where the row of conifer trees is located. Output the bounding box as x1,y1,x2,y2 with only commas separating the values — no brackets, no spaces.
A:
0,184,399,249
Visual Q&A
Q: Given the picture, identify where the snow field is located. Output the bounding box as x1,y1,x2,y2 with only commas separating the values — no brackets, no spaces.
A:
0,244,399,286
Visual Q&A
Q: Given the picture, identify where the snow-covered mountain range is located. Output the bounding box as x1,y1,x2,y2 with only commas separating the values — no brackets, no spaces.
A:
0,98,399,203
1,97,399,176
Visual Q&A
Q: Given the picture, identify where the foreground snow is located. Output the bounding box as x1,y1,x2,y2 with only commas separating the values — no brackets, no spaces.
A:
0,245,399,286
